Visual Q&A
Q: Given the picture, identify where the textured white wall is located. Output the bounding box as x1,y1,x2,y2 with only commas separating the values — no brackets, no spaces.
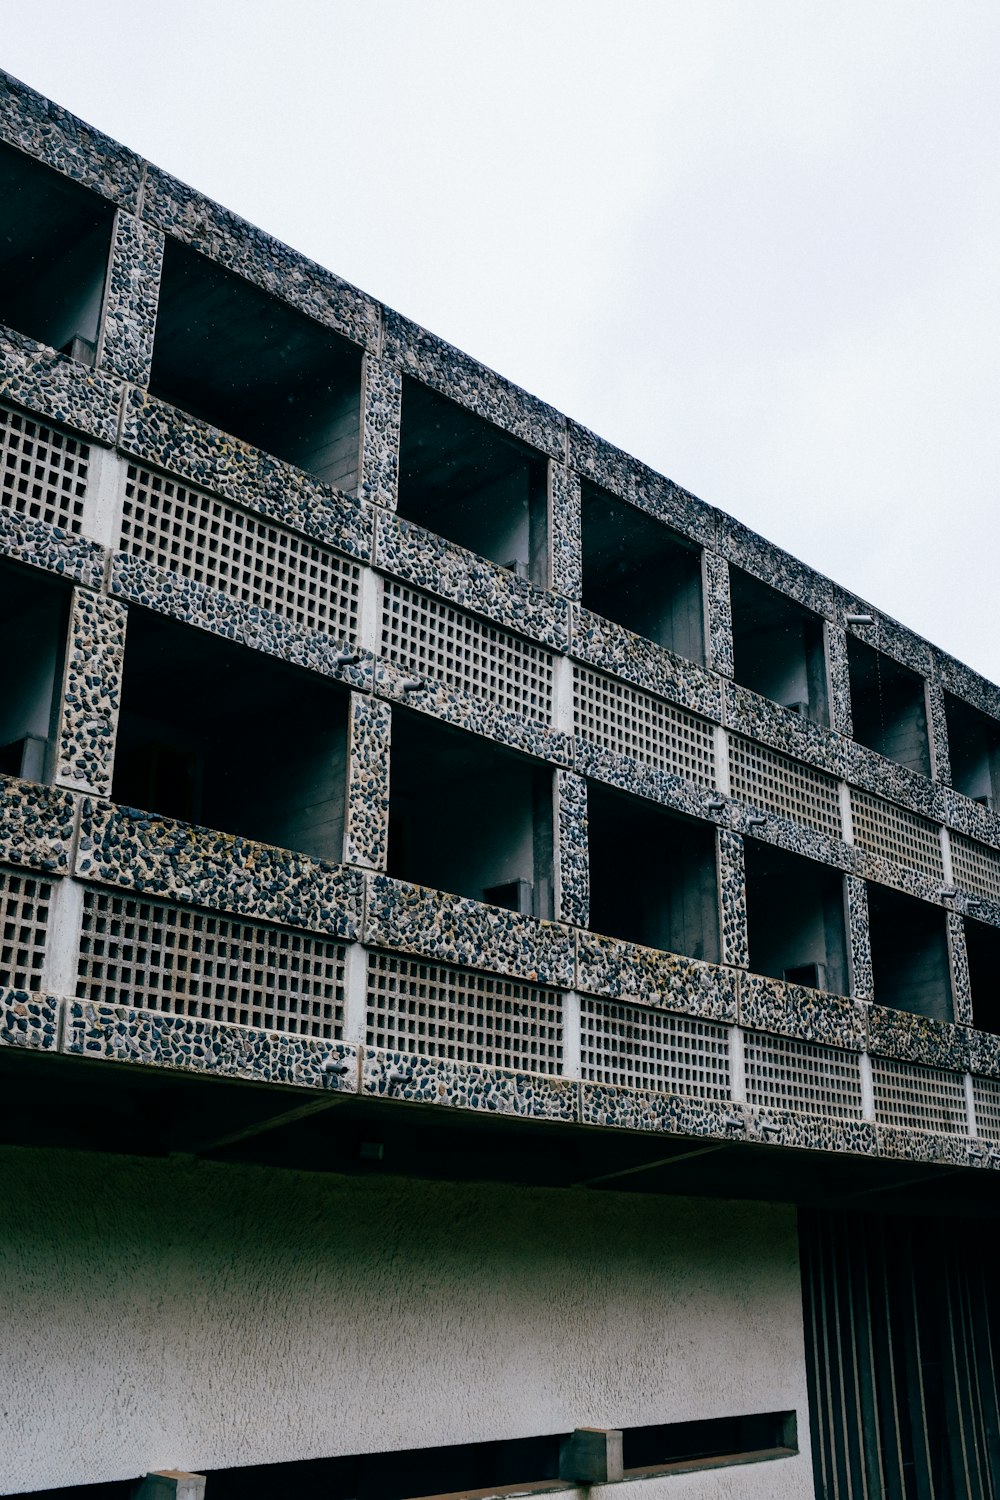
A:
0,1145,814,1498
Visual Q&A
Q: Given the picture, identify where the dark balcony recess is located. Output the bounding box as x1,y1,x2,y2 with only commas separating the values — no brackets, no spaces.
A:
730,567,828,724
149,239,362,489
0,140,114,364
387,708,553,918
0,559,69,786
587,780,719,961
848,638,930,777
744,840,848,994
113,609,349,862
867,883,952,1021
581,483,704,662
397,379,548,585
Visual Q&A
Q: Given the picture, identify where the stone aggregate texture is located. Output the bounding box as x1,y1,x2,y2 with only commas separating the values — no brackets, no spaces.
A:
1,66,1000,1173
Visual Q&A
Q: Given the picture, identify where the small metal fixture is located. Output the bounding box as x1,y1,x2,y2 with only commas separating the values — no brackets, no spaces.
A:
845,613,874,625
723,1114,745,1133
399,678,426,694
388,1067,413,1085
359,1141,384,1162
322,1057,350,1075
335,648,362,667
940,887,957,901
747,813,767,827
760,1120,783,1137
707,796,726,813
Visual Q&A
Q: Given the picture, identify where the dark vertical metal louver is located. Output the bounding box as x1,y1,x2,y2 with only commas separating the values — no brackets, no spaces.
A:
801,1210,1000,1499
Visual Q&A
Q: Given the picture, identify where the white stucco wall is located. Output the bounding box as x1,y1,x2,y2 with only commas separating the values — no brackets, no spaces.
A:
0,1146,814,1498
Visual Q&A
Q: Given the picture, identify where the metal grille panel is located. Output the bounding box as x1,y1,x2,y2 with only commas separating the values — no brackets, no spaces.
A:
871,1055,968,1134
850,790,944,880
0,866,52,991
381,582,553,722
972,1077,1000,1142
121,463,361,639
76,890,345,1037
573,666,716,786
0,405,87,533
579,997,730,1096
728,736,842,838
366,951,562,1071
950,833,1000,904
743,1031,864,1119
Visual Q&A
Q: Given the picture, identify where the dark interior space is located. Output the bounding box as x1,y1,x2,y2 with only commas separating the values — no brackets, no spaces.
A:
945,692,1000,809
0,139,114,364
744,839,848,994
963,916,1000,1034
387,707,553,918
867,882,952,1020
149,239,362,489
847,638,930,776
729,567,828,723
586,780,719,960
113,609,349,861
396,378,548,585
0,559,69,784
580,482,704,661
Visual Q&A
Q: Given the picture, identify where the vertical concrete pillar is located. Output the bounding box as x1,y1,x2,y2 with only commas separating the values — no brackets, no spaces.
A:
98,214,164,388
549,461,582,601
845,874,874,1001
40,876,85,1001
703,550,734,679
717,828,748,968
554,769,588,928
947,907,974,1026
80,443,129,550
359,353,402,510
826,623,854,738
344,692,391,870
53,591,127,799
926,679,952,785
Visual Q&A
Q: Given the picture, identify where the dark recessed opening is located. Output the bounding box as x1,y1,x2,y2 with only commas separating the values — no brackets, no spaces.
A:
396,378,548,585
744,840,848,995
867,883,952,1020
387,708,554,918
581,483,704,662
149,239,363,489
0,558,69,785
944,693,1000,810
0,140,114,365
587,780,719,960
963,916,1000,1034
623,1410,796,1474
847,639,930,777
730,567,828,724
113,609,349,861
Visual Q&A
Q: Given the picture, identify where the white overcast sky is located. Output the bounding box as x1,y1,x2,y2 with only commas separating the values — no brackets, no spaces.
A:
5,2,999,679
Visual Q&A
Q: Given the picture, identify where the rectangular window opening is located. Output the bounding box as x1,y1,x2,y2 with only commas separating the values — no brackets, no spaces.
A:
149,238,363,490
396,378,549,588
0,140,114,364
730,566,828,724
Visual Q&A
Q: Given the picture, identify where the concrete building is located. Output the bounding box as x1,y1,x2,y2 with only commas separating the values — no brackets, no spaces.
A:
1,70,999,1500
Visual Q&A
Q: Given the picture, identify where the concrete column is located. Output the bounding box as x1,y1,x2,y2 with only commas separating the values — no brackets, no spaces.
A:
926,679,952,785
98,212,164,387
341,938,369,1048
39,876,85,1001
343,692,391,870
845,874,874,1001
80,442,129,550
947,907,974,1026
703,549,734,679
826,622,854,738
358,353,402,510
549,461,582,600
53,590,128,800
717,828,748,968
554,769,588,928
561,990,582,1080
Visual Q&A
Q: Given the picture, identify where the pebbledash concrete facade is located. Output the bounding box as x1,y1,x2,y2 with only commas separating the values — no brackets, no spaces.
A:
2,71,1000,1500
